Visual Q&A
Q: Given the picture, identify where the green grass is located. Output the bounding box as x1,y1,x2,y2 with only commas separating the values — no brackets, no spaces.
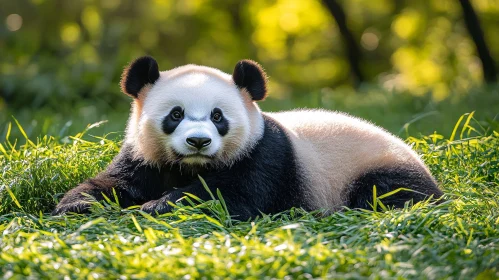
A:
1,113,498,279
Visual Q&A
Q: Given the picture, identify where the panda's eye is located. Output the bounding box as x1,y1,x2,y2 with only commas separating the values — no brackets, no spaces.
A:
171,109,183,121
212,112,222,122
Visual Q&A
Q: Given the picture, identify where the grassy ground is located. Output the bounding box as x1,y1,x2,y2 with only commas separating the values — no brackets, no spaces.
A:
1,111,498,278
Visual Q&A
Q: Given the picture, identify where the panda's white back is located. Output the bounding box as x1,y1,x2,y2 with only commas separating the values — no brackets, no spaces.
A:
266,109,432,210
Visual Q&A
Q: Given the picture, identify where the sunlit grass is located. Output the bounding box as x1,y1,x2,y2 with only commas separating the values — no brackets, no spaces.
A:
0,114,498,278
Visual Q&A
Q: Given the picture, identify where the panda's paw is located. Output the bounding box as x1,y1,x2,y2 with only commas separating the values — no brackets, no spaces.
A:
140,199,173,215
52,201,91,215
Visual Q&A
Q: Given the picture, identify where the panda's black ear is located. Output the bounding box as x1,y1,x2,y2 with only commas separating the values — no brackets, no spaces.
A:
232,60,268,101
120,56,160,98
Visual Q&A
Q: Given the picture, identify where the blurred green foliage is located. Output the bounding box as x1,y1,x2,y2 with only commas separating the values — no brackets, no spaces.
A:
1,0,498,138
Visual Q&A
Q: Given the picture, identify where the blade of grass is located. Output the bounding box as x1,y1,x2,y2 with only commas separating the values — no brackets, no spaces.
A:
450,114,465,142
198,175,215,200
460,111,475,139
13,117,35,147
4,185,23,210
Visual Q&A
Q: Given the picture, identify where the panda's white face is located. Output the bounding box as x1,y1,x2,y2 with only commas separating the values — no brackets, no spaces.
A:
127,65,264,169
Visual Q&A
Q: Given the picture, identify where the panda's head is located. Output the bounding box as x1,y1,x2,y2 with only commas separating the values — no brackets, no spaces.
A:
121,56,267,169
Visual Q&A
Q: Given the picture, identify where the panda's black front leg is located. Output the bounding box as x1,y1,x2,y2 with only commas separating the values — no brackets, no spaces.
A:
140,194,177,215
139,182,255,220
52,177,136,215
139,181,217,215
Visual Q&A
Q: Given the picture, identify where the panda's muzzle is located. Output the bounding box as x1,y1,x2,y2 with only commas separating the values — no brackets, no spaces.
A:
186,137,212,150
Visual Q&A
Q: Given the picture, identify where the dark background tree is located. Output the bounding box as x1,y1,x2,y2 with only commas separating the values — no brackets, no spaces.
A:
458,0,497,83
322,0,365,87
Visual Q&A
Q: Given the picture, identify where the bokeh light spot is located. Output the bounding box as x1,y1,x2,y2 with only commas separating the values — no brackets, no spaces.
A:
279,12,300,33
82,6,102,36
361,32,379,51
6,14,23,32
392,10,422,40
432,83,449,101
61,23,81,45
80,44,99,64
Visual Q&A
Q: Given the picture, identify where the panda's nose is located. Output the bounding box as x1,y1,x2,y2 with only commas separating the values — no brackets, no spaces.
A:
186,137,212,150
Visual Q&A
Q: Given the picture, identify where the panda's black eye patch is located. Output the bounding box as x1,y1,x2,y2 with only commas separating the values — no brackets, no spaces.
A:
163,106,184,134
211,108,229,136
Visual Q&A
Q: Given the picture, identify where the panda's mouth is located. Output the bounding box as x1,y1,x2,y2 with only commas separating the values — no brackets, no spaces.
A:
172,150,215,163
179,153,216,166
184,153,213,159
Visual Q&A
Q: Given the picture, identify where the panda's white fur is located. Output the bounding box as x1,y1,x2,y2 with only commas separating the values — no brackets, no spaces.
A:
53,56,442,218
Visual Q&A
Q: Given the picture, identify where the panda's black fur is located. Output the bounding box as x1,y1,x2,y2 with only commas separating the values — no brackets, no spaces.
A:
53,56,443,219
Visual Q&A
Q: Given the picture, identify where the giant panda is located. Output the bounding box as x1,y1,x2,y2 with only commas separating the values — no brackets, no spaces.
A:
53,56,443,219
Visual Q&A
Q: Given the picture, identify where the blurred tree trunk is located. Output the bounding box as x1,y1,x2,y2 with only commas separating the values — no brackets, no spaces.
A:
458,0,497,83
322,0,364,87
